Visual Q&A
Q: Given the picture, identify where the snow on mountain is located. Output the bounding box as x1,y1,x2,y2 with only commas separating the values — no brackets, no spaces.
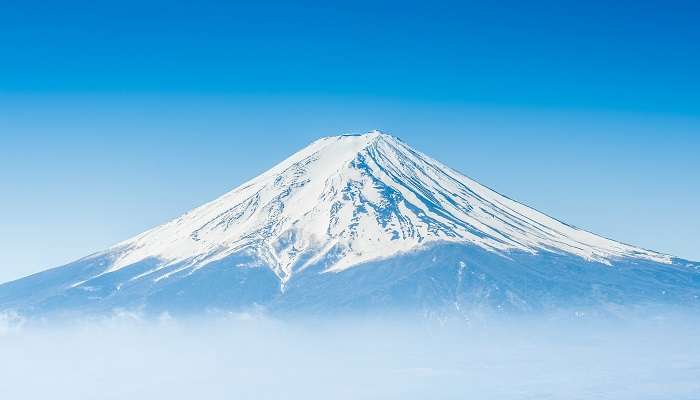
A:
100,131,668,283
1,130,695,317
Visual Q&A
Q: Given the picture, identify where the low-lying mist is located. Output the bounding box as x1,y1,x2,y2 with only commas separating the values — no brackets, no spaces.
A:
1,311,698,399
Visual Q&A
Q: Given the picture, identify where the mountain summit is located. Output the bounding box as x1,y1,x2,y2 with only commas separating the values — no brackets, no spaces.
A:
1,131,698,316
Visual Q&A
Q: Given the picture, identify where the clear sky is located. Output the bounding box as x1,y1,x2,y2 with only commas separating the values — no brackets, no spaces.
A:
1,1,698,283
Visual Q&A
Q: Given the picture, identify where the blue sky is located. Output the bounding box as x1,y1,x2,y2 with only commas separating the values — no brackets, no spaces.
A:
1,1,699,282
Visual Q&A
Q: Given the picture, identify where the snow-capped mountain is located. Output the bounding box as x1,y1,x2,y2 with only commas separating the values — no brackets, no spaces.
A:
1,131,698,316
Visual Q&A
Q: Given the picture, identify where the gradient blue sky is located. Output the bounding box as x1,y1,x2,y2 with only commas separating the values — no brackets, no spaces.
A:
1,0,699,282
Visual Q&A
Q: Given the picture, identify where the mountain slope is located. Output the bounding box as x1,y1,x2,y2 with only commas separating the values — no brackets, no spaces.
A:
1,131,697,316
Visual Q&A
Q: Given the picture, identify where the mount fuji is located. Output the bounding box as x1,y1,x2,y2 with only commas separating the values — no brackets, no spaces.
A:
1,131,698,317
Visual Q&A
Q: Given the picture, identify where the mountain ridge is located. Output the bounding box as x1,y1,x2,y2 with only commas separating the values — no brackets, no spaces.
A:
0,130,696,317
